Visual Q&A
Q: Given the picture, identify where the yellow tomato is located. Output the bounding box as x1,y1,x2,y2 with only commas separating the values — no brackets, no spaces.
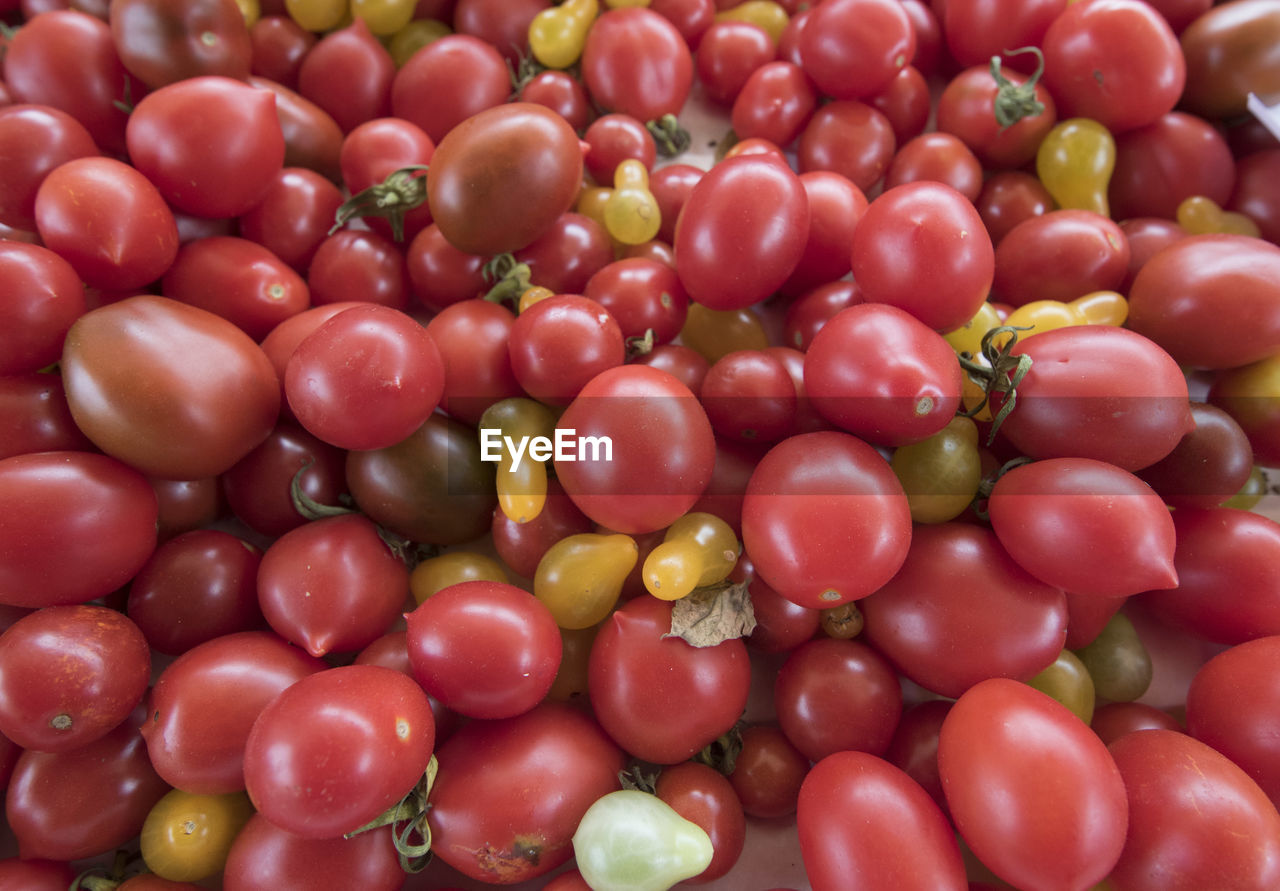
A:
140,790,254,882
410,551,509,604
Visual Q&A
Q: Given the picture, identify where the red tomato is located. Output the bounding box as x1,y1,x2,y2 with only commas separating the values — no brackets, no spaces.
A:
797,751,966,891
307,229,411,310
426,702,625,884
0,451,157,609
143,631,326,794
883,132,983,202
581,8,694,123
797,0,915,100
0,374,93,461
942,0,1065,71
1135,401,1254,510
1108,729,1280,890
519,70,593,133
695,20,777,107
741,431,911,608
126,76,284,219
0,104,99,232
237,167,344,272
860,523,1067,698
726,722,810,818
61,296,281,480
248,15,316,89
338,116,435,243
588,594,751,764
515,212,615,297
406,580,561,719
0,241,86,376
730,61,819,150
988,457,1178,599
939,678,1129,890
220,421,348,538
991,209,1129,306
243,665,434,839
508,295,625,406
1127,234,1280,369
424,299,523,426
868,65,932,146
389,34,510,145
295,18,394,133
584,256,689,345
554,364,716,535
285,304,444,451
675,154,809,311
795,100,896,193
975,171,1054,245
1041,0,1186,134
110,0,251,88
778,170,866,298
804,303,962,447
223,817,405,891
34,157,178,292
850,181,994,333
1109,111,1236,221
654,761,747,883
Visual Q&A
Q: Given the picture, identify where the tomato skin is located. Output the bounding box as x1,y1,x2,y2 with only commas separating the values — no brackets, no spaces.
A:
588,595,751,764
427,103,584,256
508,295,625,406
860,523,1067,698
797,751,966,891
1179,0,1280,120
675,154,809,311
143,631,327,794
426,701,625,884
942,0,1065,71
581,8,694,123
1139,508,1280,645
238,167,343,272
1109,111,1236,222
742,431,910,609
248,15,316,90
850,181,994,333
126,76,285,219
654,761,746,883
796,100,896,193
405,580,561,720
778,171,866,298
390,34,510,145
0,373,93,461
804,303,962,447
424,299,522,426
0,859,76,890
1107,729,1280,891
992,210,1130,307
34,156,178,292
554,364,716,535
994,325,1194,472
0,240,86,376
695,20,777,107
798,0,915,101
0,604,150,753
0,451,158,609
939,678,1129,891
0,104,99,232
1127,234,1280,370
61,295,281,480
247,77,344,183
243,665,435,840
1042,0,1186,134
223,815,406,891
220,422,347,539
517,212,615,297
110,0,252,89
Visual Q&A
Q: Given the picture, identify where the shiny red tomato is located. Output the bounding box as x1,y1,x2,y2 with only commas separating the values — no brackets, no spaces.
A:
390,34,509,145
655,760,747,883
223,815,406,891
581,7,694,123
797,0,915,100
0,240,86,376
0,104,99,233
991,209,1130,306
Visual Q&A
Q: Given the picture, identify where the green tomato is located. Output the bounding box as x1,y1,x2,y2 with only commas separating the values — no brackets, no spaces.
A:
572,789,714,891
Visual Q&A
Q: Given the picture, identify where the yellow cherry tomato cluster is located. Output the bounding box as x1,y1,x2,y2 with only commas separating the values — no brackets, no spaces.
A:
642,512,739,600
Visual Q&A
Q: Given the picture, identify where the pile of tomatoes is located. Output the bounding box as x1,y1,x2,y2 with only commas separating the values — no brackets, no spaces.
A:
2,0,1280,888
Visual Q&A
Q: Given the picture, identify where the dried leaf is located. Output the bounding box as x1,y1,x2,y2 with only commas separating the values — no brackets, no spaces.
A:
664,579,756,648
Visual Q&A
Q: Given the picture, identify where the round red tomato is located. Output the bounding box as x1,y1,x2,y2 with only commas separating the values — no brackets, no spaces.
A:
991,209,1130,306
0,241,86,377
223,815,405,891
797,751,966,891
0,451,157,609
243,664,435,839
797,0,915,100
939,678,1129,891
110,0,252,88
581,7,693,122
553,364,716,535
0,104,99,233
675,153,809,311
741,431,911,608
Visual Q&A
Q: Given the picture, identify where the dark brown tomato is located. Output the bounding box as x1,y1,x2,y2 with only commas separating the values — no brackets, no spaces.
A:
110,0,253,89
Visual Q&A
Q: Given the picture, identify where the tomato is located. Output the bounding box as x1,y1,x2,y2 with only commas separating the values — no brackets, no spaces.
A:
338,116,435,243
654,761,746,883
0,451,157,609
775,171,865,298
1127,234,1280,370
741,431,911,608
797,0,915,100
1108,111,1236,222
804,303,962,447
110,0,253,89
7,711,171,862
939,678,1128,890
883,132,983,202
0,373,93,461
700,349,797,444
243,664,434,839
774,637,902,762
553,364,716,534
285,304,443,451
860,523,1067,697
797,751,966,891
584,256,689,344
2,10,134,154
257,514,408,658
405,580,560,719
0,859,76,891
307,229,410,310
516,213,615,297
34,156,178,292
935,64,1056,171
62,296,280,480
868,65,932,147
1138,508,1280,645
0,241,85,377
143,631,327,794
424,299,522,425
508,295,625,406
695,20,777,107
406,223,488,311
223,815,406,891
588,594,751,764
850,181,994,334
1229,148,1280,246
452,0,550,65
0,604,149,753
675,154,809,311
295,18,395,133
1108,729,1280,890
1136,402,1254,510
426,701,625,884
390,34,510,145
427,103,584,256
992,210,1129,307
220,422,347,538
795,99,896,193
127,76,284,219
583,113,657,184
941,0,1064,71
247,76,344,183
0,104,99,233
581,8,694,123
237,168,342,272
1179,0,1280,120
140,789,254,882
519,70,593,134
248,15,316,89
730,61,819,150
992,325,1194,471
975,171,1053,246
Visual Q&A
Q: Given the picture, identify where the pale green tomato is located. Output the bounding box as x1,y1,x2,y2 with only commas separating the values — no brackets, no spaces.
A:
572,790,713,891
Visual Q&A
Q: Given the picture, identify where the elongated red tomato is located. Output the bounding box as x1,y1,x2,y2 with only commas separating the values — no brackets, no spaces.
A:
798,751,966,891
939,678,1128,891
741,431,911,608
674,154,809,311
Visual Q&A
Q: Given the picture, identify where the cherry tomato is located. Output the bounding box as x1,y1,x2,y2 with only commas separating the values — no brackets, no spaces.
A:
295,18,394,133
223,815,406,891
797,0,915,101
1179,0,1280,120
655,760,747,883
110,0,253,89
795,100,896,193
581,7,694,123
0,104,99,233
390,33,510,144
